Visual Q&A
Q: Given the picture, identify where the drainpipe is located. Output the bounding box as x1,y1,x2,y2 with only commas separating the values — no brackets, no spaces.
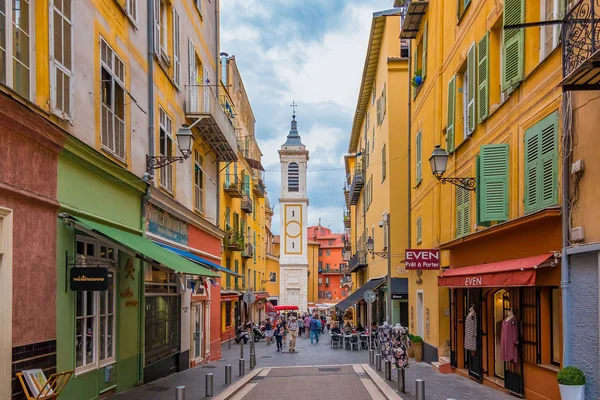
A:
215,0,221,228
561,92,572,366
407,41,412,251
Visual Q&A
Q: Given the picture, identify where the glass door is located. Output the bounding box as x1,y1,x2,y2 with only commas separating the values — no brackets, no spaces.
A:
494,290,506,378
192,302,204,360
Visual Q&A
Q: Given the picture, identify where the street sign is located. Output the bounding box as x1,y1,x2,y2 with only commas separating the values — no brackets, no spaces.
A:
405,249,440,270
243,292,256,304
364,290,376,303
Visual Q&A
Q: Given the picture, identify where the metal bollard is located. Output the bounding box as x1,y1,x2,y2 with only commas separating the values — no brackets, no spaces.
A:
205,373,214,397
239,358,245,376
369,349,375,365
225,365,232,385
416,379,425,400
384,360,391,380
397,368,405,393
228,334,232,350
240,342,244,359
375,354,382,371
250,353,256,369
175,386,185,400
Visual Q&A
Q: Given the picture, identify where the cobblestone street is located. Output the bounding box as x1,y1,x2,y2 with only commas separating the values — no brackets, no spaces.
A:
108,334,515,400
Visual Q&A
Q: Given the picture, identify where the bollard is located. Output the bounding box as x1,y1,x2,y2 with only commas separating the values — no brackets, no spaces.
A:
225,365,232,385
375,354,382,371
384,360,391,380
416,379,425,400
369,349,375,365
175,386,185,400
250,353,256,369
239,358,245,376
240,342,244,359
397,368,405,393
205,373,214,397
228,334,231,350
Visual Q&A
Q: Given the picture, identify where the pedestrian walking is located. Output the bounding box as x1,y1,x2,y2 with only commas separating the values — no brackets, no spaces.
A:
298,315,305,337
304,315,311,338
288,316,299,352
310,314,321,343
281,316,288,347
274,320,284,352
265,318,273,346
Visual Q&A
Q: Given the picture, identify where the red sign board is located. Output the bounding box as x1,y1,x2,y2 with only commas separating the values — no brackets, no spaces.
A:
405,249,440,270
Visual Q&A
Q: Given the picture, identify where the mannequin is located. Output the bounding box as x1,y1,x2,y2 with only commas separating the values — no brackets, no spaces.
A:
505,308,514,322
464,305,478,351
501,308,519,363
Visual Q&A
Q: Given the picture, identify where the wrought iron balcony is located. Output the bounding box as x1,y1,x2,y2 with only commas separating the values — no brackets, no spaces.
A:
224,230,244,251
349,162,364,206
343,208,351,228
562,0,600,90
242,243,254,259
241,195,253,214
253,179,265,198
224,176,244,198
185,84,237,162
321,267,344,275
347,251,368,273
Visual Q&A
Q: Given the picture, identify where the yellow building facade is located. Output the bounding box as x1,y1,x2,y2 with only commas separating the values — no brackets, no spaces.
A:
402,0,563,395
344,9,410,327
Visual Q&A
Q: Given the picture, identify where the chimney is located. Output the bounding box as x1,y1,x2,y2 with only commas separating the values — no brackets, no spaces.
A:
220,52,229,87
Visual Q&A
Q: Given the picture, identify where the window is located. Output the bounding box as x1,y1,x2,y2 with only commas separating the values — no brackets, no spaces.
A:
416,216,422,244
365,138,370,168
446,76,456,152
288,162,299,192
0,0,33,99
456,186,470,238
50,0,73,119
253,232,256,263
75,237,117,374
318,278,322,286
372,84,376,105
194,152,204,213
422,21,428,80
326,250,331,256
100,38,126,161
540,0,560,60
172,8,180,87
234,260,239,288
457,0,472,19
372,128,375,153
318,249,323,256
381,144,387,182
376,84,386,124
502,0,524,91
269,272,276,283
226,258,231,289
328,239,333,245
477,33,489,124
463,43,476,137
478,144,509,223
194,0,203,16
325,277,330,287
126,0,138,25
224,302,231,327
318,261,323,269
524,112,558,213
153,0,170,62
159,108,174,192
416,131,422,184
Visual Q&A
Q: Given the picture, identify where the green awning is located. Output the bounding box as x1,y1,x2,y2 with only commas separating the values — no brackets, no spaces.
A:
65,215,218,277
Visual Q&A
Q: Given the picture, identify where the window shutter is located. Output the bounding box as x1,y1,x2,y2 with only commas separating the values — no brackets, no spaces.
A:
539,112,558,208
49,0,73,120
188,39,196,84
477,33,489,124
416,131,422,183
464,0,471,11
172,8,180,87
456,186,470,237
475,155,491,227
480,144,509,222
446,76,456,153
416,217,422,244
153,0,160,54
502,0,524,91
382,143,387,181
467,43,476,134
524,124,540,213
413,48,418,98
376,96,382,125
422,21,428,80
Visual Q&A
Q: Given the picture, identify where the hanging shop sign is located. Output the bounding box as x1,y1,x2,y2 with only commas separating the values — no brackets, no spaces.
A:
70,267,109,291
405,249,440,270
146,203,189,245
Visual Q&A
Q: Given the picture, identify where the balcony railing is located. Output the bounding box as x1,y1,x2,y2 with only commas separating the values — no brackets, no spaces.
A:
320,267,344,274
348,251,368,272
185,84,237,162
241,195,253,214
343,209,351,228
224,175,244,198
242,243,254,259
349,162,364,205
253,180,265,198
224,231,244,251
562,0,600,90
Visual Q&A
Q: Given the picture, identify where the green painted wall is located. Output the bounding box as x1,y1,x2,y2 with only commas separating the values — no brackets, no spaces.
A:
56,150,145,399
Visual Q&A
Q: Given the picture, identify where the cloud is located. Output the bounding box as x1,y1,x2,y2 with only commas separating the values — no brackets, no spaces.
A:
220,0,393,233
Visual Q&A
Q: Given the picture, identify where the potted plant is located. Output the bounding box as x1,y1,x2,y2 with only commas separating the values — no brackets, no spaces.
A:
411,69,423,88
407,333,415,358
557,366,586,400
412,335,423,362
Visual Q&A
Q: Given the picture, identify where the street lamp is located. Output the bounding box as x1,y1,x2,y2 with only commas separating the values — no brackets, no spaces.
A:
146,125,194,170
428,145,476,191
366,236,388,259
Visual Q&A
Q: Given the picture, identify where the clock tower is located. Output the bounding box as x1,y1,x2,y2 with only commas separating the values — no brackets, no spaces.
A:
278,112,309,310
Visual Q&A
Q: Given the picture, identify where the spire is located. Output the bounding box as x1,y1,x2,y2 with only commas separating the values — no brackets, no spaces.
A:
284,111,304,146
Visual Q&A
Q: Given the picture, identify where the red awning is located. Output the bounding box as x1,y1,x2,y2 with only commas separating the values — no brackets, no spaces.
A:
438,254,554,288
274,305,298,311
255,292,270,300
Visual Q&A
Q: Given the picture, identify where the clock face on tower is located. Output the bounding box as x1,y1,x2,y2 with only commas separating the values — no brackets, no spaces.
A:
284,204,302,254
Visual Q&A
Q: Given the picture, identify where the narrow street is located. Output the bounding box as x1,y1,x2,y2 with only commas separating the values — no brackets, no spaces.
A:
108,334,514,400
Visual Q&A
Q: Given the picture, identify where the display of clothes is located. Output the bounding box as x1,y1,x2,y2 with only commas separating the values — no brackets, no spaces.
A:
500,311,519,363
464,306,478,351
378,323,411,370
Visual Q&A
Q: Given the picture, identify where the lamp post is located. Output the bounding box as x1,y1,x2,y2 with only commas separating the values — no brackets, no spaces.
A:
146,124,194,170
366,213,392,324
428,145,476,191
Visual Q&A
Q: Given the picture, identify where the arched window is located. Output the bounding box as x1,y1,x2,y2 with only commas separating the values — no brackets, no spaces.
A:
288,162,299,192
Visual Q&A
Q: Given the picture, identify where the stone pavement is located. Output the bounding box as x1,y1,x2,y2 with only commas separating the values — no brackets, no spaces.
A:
108,333,515,400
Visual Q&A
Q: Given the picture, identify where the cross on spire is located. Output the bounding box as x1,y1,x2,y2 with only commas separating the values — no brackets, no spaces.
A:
290,100,298,117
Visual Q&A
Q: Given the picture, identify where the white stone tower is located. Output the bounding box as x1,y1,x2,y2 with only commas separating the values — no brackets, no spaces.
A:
278,112,309,311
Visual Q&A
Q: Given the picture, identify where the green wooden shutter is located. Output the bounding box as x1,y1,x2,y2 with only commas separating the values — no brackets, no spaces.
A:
467,43,476,134
502,0,524,91
524,123,540,213
422,21,428,80
416,131,422,183
447,76,456,153
464,0,471,11
225,165,231,186
539,112,558,208
413,48,419,98
475,155,491,227
456,186,470,238
477,33,489,124
480,144,509,222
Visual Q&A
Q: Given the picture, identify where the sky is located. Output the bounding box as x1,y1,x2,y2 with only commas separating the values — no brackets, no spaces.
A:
220,0,394,234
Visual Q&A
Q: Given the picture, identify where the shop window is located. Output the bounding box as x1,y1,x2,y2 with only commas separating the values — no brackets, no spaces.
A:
50,0,73,119
551,287,561,365
100,38,126,161
75,236,117,374
225,302,232,327
521,287,540,364
159,107,174,192
194,151,204,213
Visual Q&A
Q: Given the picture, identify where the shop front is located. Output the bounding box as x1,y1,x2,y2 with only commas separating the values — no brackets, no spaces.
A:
438,211,563,400
221,291,241,342
252,292,270,323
